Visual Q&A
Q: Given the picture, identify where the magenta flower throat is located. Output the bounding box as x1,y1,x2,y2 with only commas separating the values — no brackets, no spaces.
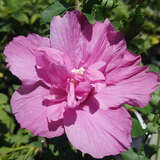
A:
4,11,159,158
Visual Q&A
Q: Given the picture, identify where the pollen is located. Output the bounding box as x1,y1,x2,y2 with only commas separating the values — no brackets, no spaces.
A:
71,67,85,75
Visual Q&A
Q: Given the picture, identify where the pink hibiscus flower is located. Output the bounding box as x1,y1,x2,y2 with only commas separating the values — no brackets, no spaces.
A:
4,11,159,158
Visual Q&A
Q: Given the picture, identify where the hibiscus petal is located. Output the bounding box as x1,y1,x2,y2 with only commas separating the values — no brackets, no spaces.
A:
86,69,105,82
27,34,50,49
4,34,49,84
101,31,127,73
11,85,64,138
64,107,131,158
95,68,160,109
75,81,92,104
86,63,105,82
76,81,91,95
43,87,66,106
36,47,64,65
47,102,66,122
36,51,69,88
50,11,91,68
83,19,126,67
67,81,77,108
106,50,141,85
83,20,113,66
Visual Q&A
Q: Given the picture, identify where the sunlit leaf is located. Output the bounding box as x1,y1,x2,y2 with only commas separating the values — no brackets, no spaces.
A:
0,107,15,133
0,93,8,105
30,14,40,24
12,13,29,24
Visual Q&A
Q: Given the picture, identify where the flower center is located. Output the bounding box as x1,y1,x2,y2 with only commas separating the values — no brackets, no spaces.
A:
71,67,85,75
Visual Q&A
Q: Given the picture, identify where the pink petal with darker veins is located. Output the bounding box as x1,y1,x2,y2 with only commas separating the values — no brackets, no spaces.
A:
83,20,126,67
47,102,66,122
27,34,50,49
106,50,142,85
75,81,92,103
64,107,131,158
11,85,64,138
35,50,69,88
95,67,159,109
4,34,50,85
50,11,91,68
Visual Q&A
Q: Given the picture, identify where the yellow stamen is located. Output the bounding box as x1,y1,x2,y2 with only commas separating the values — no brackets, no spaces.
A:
71,67,85,75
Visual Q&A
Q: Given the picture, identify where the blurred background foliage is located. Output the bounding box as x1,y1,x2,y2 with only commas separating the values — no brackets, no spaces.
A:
0,0,160,159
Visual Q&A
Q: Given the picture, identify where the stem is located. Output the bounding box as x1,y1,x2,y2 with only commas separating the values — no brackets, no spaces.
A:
75,0,81,11
24,147,34,160
155,129,160,160
133,110,147,129
9,146,31,152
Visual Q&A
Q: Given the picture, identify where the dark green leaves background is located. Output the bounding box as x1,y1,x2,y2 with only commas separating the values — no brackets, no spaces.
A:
0,0,160,159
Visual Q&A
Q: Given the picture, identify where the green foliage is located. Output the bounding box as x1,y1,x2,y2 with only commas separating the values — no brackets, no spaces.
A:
41,1,68,23
0,0,54,50
0,93,8,105
121,149,149,160
131,118,146,138
0,0,160,160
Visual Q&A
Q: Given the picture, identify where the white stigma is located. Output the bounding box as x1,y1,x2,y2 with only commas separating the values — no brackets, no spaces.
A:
71,67,85,75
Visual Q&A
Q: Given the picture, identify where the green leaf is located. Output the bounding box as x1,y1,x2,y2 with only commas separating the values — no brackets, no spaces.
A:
151,94,160,106
0,93,8,105
0,107,15,133
112,1,129,19
41,1,67,23
2,104,12,114
149,64,160,74
147,113,155,121
131,118,146,138
0,147,12,155
83,13,95,24
10,134,30,145
12,13,29,24
0,155,9,160
121,149,138,160
30,14,40,24
91,4,105,22
121,149,149,160
138,155,149,160
147,122,159,133
12,84,20,91
135,104,152,115
122,6,144,42
0,23,11,33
